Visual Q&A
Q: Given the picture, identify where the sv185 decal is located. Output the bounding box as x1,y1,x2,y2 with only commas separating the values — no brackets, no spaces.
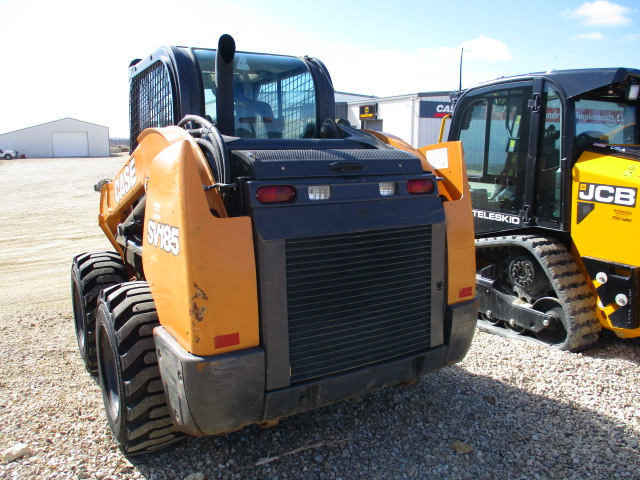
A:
147,219,180,255
578,182,637,207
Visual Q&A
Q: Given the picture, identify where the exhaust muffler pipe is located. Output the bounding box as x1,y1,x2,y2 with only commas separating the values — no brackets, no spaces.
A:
215,34,236,136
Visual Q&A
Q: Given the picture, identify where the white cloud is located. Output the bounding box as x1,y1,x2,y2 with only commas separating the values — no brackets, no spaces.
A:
323,37,511,97
460,36,512,61
410,36,511,63
563,1,632,27
572,32,605,40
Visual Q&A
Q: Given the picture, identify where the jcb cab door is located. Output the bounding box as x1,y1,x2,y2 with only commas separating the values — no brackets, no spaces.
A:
452,81,540,235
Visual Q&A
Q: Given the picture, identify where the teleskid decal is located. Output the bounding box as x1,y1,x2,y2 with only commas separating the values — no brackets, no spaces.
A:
114,158,137,203
578,182,637,207
147,219,180,255
473,209,521,225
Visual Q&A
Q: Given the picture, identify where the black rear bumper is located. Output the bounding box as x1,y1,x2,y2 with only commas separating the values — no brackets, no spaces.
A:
154,298,477,437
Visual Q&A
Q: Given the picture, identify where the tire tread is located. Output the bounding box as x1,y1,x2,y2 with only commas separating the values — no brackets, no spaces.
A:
98,282,183,455
71,252,127,374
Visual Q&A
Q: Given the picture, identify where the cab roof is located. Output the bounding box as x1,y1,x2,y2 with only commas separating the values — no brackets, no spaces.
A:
474,67,640,98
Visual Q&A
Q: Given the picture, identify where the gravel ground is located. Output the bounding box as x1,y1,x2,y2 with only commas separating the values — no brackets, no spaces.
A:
1,156,639,480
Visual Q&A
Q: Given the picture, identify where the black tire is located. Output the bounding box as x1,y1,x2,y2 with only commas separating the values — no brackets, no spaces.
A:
96,281,183,455
71,252,127,375
4,154,11,160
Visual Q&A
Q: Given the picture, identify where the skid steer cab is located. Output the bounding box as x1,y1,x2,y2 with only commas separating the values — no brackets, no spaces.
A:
71,35,477,455
446,66,640,351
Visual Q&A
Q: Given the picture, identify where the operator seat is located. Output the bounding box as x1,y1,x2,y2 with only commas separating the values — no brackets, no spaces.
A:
236,100,283,139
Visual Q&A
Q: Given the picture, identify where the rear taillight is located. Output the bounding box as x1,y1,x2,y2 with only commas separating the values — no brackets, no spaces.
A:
256,185,297,203
407,178,435,194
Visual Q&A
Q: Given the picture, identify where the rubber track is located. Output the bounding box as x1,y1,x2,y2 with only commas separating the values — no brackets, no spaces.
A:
101,281,183,455
476,235,601,351
72,252,127,374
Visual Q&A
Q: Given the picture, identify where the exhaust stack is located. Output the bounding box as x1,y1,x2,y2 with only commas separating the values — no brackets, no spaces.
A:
215,34,236,136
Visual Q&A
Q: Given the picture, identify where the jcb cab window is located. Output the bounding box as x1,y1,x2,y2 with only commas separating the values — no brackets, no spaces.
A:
193,50,317,140
574,99,638,146
536,84,563,221
459,87,531,214
573,77,639,146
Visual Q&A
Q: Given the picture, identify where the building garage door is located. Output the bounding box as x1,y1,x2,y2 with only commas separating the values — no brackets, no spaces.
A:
51,132,89,157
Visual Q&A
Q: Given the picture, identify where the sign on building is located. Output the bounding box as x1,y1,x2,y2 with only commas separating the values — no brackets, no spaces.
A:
359,104,378,120
419,101,454,118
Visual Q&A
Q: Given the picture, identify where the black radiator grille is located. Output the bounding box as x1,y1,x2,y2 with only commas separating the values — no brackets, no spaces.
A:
286,226,432,383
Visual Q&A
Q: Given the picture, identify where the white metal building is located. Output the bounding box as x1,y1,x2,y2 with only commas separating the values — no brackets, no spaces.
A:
0,118,110,158
339,91,454,148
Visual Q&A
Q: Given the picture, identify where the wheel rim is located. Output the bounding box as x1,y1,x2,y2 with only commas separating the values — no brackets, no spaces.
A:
98,323,121,421
533,297,568,345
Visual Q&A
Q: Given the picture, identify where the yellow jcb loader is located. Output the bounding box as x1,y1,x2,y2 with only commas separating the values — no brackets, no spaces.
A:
445,67,640,350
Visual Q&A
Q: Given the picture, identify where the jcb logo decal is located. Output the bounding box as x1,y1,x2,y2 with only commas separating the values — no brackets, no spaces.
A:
578,182,637,207
114,158,137,203
147,219,180,255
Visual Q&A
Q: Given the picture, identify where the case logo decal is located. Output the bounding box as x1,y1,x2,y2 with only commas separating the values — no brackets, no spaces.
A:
578,183,636,207
114,158,137,203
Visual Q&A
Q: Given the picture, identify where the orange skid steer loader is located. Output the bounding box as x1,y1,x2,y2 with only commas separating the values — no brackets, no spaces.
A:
71,35,477,455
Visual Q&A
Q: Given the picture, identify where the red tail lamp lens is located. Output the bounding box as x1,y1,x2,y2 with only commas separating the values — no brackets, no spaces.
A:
256,185,296,203
407,178,435,194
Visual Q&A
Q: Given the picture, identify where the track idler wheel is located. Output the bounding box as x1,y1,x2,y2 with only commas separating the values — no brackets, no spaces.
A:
503,318,526,335
479,311,501,326
532,297,568,346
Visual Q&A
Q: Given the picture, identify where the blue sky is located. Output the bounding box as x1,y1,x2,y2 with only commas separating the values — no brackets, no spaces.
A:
0,0,637,137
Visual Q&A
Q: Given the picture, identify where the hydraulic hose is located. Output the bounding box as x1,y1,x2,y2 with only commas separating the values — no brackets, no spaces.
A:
177,115,231,186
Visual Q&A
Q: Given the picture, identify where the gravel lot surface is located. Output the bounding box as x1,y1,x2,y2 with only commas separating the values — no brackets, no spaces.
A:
1,156,639,480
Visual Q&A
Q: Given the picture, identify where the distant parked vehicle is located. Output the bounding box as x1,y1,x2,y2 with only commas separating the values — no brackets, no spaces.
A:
0,148,18,160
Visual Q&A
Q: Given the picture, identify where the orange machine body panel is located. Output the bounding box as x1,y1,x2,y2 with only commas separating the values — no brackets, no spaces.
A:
419,142,476,306
98,129,258,356
364,131,476,305
142,140,259,356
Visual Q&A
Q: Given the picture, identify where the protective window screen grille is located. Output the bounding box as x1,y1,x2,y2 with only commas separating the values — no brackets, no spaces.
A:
258,72,315,139
286,226,433,383
130,61,174,150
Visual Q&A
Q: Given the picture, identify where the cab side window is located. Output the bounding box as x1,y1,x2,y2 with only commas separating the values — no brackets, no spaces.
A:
459,99,487,177
536,85,562,220
459,87,531,214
